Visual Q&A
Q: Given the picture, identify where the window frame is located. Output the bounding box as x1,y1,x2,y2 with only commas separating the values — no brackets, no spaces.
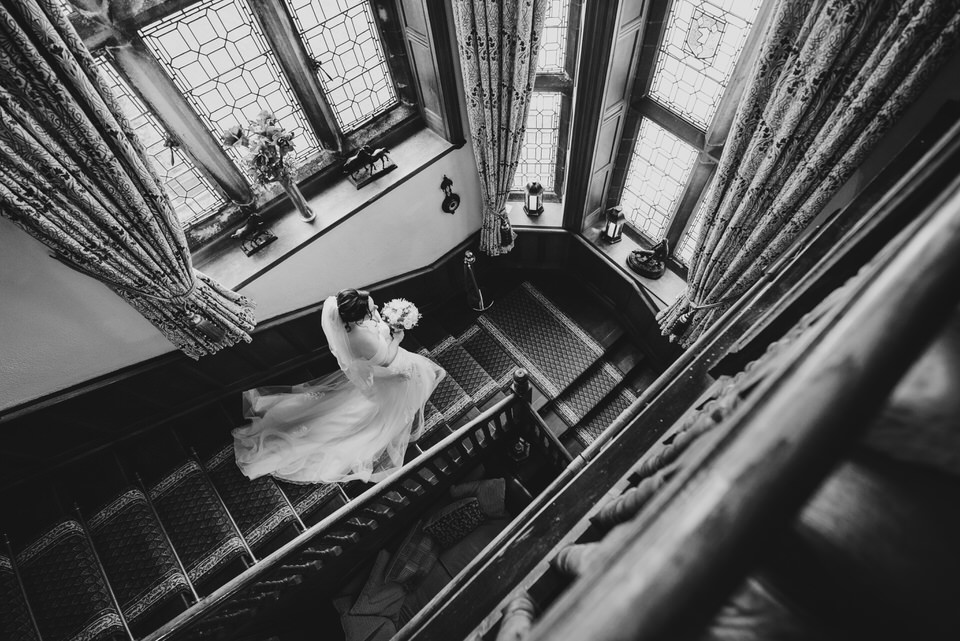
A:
510,0,582,203
607,0,770,277
67,0,447,249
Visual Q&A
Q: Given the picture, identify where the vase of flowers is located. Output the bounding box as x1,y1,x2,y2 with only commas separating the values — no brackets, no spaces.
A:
223,109,315,223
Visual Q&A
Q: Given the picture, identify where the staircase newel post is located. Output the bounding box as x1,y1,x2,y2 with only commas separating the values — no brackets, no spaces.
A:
510,369,533,461
464,250,493,311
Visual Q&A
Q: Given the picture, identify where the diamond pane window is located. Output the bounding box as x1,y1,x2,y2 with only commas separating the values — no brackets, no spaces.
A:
283,0,398,132
140,0,320,178
96,57,225,225
619,118,699,240
537,0,569,73
512,92,562,191
676,177,715,266
649,0,762,129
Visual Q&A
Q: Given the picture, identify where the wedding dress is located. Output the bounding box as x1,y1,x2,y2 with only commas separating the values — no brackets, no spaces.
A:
233,297,446,484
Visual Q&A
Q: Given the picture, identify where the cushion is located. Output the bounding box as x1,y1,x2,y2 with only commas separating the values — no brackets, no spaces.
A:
422,498,484,549
384,520,439,587
449,478,508,519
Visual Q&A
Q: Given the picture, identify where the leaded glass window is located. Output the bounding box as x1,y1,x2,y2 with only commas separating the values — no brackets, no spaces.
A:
513,92,562,191
140,0,321,179
619,118,699,240
676,177,715,266
537,0,569,73
96,56,225,225
649,0,762,129
283,0,398,132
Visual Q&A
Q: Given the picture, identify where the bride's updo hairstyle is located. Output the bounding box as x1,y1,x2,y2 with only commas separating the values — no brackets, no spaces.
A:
337,289,371,329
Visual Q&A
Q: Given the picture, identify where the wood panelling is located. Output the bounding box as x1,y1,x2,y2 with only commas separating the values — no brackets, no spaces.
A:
397,0,464,144
569,0,651,231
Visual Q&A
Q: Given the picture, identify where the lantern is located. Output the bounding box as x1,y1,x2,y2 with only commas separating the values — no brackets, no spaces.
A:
601,206,625,243
524,181,544,217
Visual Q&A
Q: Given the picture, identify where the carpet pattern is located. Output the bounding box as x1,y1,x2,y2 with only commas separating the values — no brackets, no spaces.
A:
572,387,638,447
206,446,298,548
89,489,191,622
17,520,124,641
478,283,605,398
1,555,41,641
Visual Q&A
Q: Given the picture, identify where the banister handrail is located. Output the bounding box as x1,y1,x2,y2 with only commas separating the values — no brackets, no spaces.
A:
571,116,960,467
526,170,960,640
398,117,960,641
143,392,520,641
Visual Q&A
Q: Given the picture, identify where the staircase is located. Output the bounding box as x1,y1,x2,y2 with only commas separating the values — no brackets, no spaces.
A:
0,277,659,641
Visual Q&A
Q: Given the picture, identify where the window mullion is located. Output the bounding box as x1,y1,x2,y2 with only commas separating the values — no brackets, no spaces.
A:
639,97,705,149
250,0,345,152
111,37,255,206
664,157,713,254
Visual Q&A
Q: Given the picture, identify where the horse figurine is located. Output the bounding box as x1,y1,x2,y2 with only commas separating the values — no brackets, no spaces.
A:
342,146,373,180
341,145,394,185
365,146,391,171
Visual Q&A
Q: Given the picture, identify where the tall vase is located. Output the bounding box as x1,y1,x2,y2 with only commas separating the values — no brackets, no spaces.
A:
279,174,315,222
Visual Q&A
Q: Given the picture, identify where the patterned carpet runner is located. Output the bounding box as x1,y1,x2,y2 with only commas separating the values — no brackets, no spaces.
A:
478,282,606,398
415,281,638,447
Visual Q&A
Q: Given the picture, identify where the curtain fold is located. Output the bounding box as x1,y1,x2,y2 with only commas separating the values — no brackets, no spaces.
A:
453,0,547,256
0,0,255,358
659,0,960,346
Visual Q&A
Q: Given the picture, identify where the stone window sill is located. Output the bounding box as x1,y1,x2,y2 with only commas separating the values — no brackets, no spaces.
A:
193,128,457,290
582,225,686,312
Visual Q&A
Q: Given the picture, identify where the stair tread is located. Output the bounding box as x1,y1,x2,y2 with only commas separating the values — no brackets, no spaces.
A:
205,446,297,549
273,479,339,520
434,342,499,404
461,324,520,387
149,461,247,584
569,384,638,448
0,554,41,641
16,520,125,641
89,488,191,623
551,359,626,428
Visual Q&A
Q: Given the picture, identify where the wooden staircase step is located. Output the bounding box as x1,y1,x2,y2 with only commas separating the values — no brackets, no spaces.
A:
204,446,298,551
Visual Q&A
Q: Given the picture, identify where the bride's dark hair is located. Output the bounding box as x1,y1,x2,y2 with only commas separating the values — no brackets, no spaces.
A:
336,289,371,328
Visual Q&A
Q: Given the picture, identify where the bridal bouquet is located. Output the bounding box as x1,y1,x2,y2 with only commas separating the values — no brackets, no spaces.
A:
381,299,421,334
222,109,296,185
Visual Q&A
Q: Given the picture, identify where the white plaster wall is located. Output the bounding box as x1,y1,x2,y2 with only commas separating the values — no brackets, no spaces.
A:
0,145,482,412
239,144,482,318
0,216,174,409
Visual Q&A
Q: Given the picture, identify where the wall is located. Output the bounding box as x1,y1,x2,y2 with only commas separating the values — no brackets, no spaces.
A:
0,145,482,412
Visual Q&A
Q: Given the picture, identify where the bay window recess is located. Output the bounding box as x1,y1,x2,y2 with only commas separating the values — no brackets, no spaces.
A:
67,0,460,247
511,0,581,200
608,0,769,273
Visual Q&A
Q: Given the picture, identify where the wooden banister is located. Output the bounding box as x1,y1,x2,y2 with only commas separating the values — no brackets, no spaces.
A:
526,173,960,640
142,393,522,641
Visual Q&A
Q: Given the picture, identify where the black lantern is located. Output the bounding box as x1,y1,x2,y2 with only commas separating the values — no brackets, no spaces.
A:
601,205,625,243
524,181,544,217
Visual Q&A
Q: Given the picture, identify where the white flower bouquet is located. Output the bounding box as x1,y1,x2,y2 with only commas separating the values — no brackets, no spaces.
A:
380,298,421,334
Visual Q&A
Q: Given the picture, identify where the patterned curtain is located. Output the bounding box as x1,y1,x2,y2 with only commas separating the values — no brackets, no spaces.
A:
0,0,255,358
453,0,547,256
659,0,960,346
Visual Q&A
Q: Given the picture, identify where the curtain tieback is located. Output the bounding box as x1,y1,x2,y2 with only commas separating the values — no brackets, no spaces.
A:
688,293,739,312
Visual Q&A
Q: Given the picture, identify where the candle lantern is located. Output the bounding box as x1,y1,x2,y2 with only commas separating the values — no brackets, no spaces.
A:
601,205,625,243
524,181,544,217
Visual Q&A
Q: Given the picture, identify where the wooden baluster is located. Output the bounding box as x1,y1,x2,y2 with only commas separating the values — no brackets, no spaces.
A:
188,448,257,565
134,473,200,603
73,504,136,641
4,534,43,641
269,478,306,533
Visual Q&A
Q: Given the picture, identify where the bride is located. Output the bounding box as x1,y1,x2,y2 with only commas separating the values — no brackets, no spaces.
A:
233,289,446,484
